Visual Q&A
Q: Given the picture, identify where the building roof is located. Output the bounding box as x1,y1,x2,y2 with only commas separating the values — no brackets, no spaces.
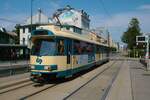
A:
18,23,52,28
0,27,6,32
33,24,108,47
7,32,17,37
0,27,17,37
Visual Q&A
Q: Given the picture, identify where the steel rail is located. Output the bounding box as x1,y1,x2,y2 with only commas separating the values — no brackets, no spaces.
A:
63,61,117,100
101,60,124,100
20,84,58,100
0,81,33,94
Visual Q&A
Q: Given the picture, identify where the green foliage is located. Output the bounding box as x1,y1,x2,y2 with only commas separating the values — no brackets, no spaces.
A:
121,18,142,50
110,47,117,52
13,24,20,44
128,49,145,58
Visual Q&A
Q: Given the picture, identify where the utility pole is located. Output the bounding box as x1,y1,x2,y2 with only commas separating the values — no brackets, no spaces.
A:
145,35,149,70
107,29,110,58
31,0,33,32
38,8,42,24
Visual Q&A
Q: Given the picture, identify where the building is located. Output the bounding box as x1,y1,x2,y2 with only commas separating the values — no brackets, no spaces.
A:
18,6,91,46
0,27,17,44
18,9,49,46
53,5,90,30
18,6,113,48
0,27,29,61
25,8,49,25
18,24,37,45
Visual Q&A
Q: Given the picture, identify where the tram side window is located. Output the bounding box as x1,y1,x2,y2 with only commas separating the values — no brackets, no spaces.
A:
86,43,94,54
80,41,88,54
73,41,94,55
57,39,64,55
73,40,82,55
96,45,100,53
73,40,96,55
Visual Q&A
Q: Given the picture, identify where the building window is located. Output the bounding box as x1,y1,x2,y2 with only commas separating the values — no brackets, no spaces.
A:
23,38,25,45
28,27,31,33
66,27,70,30
73,27,81,34
23,28,25,33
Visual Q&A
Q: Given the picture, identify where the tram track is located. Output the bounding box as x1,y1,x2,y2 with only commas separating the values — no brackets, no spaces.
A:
100,60,124,100
0,61,120,100
22,61,118,100
0,81,58,100
63,61,118,100
0,80,33,94
20,84,58,100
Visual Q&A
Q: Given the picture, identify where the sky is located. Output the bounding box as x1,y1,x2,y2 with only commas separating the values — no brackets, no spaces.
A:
0,0,150,43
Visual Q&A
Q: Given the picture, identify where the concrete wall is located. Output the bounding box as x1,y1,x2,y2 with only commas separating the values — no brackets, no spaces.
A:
19,28,30,46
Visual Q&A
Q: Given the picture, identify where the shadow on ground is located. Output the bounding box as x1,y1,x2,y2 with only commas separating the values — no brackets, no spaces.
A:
32,61,109,87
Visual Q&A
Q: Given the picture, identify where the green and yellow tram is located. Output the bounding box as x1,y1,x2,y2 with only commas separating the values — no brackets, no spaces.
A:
30,24,109,82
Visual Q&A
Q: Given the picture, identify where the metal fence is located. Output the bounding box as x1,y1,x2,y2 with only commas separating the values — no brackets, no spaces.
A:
0,65,30,77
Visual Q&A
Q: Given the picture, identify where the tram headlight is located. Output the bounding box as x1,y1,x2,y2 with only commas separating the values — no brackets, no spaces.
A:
30,66,35,69
44,65,50,70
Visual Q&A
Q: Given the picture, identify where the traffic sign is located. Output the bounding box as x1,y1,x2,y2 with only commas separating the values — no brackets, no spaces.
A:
136,36,146,43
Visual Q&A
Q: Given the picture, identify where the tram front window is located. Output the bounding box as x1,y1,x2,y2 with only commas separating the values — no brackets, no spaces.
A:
32,39,56,56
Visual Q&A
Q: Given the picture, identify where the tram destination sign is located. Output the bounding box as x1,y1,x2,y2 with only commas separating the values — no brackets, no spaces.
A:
32,30,48,35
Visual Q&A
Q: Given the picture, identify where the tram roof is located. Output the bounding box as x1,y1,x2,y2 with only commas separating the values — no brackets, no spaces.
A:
31,24,109,47
56,31,107,46
32,31,108,47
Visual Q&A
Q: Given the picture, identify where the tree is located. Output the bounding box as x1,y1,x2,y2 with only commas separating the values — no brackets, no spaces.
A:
13,24,20,44
121,18,142,50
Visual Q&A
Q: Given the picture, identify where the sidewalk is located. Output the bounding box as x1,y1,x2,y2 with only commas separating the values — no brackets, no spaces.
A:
106,60,150,100
130,61,150,100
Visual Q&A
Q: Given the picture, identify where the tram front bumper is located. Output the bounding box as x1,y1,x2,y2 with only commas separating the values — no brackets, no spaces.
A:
30,72,44,82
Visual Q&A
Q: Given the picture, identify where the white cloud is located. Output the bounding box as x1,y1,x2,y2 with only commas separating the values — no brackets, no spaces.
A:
0,14,28,31
90,14,107,28
105,11,150,33
105,13,131,28
91,6,150,42
137,4,150,10
0,0,61,31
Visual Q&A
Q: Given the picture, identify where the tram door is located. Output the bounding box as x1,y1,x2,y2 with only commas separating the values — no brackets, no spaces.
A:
66,39,72,77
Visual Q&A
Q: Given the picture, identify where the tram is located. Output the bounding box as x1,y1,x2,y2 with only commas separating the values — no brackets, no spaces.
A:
30,24,109,82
